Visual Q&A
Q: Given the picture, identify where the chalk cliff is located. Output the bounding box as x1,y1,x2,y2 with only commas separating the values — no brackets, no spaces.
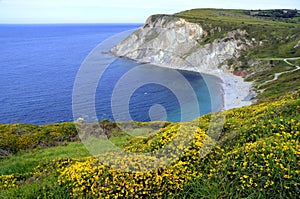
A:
111,15,251,73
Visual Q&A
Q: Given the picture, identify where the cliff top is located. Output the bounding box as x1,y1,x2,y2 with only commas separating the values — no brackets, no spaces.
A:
175,8,300,25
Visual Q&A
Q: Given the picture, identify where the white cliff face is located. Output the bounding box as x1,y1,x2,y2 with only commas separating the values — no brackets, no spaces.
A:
110,15,249,74
185,35,246,72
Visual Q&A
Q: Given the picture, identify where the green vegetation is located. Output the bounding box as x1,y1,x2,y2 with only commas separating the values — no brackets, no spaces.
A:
0,142,89,176
174,8,300,102
1,91,299,198
1,8,300,198
250,9,300,23
254,68,300,101
0,122,79,156
244,59,300,101
175,9,300,48
175,9,300,57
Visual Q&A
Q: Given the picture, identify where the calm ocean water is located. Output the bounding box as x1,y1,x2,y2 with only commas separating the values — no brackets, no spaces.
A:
0,24,222,125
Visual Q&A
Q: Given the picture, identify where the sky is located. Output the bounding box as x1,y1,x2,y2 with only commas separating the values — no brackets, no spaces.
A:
0,0,299,24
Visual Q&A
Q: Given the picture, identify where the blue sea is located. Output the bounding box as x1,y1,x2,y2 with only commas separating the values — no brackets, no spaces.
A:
0,24,223,125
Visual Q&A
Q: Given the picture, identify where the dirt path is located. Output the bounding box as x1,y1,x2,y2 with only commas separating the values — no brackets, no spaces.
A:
258,57,300,89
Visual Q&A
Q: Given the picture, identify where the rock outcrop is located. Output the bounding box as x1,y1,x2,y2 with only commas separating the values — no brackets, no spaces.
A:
111,15,250,73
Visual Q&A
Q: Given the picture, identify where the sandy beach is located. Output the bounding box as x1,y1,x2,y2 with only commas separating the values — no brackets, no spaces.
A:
217,70,255,110
197,68,255,110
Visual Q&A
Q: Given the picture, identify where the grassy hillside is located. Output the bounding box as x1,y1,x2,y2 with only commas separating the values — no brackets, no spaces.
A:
175,9,300,102
1,9,300,198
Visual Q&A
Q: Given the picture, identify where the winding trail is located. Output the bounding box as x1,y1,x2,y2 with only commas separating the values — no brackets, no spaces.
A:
258,57,300,89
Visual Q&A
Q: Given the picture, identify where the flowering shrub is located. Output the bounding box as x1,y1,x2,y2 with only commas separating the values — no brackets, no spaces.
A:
0,123,79,154
57,91,300,198
0,174,17,189
58,125,211,198
205,135,300,198
1,91,300,198
180,91,300,198
58,158,197,198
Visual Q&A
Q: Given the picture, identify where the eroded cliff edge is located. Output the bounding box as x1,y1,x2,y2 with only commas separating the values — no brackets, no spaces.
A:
111,15,256,73
110,15,256,109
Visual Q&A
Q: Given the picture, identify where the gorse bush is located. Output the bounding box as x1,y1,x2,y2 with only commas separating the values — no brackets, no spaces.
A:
41,91,300,198
175,91,300,199
58,125,211,198
0,122,78,155
193,130,300,198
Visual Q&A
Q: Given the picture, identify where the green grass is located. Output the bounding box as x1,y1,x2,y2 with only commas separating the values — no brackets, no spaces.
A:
0,142,89,198
175,9,299,26
169,177,231,199
174,9,299,47
0,175,70,199
257,69,300,101
242,58,300,101
245,60,295,84
0,122,79,155
0,142,89,176
288,59,300,66
122,127,156,137
0,136,130,198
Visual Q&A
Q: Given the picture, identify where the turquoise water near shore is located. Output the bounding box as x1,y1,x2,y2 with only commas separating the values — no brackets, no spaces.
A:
0,24,222,124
